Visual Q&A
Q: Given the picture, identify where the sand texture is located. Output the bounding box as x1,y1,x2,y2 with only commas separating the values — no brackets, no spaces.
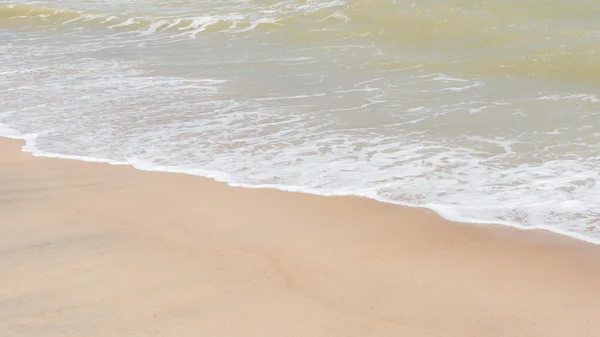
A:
1,138,599,337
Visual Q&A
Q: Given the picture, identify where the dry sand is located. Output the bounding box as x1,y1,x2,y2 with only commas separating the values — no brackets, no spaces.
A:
1,137,599,337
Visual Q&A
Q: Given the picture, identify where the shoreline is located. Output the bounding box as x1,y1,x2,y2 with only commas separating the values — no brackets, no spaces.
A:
2,130,598,246
2,137,600,336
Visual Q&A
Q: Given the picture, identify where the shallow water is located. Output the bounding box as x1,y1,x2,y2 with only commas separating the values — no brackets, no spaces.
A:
1,0,600,242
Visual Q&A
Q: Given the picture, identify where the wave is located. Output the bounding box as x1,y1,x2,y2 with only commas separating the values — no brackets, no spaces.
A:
0,4,278,36
3,1,600,82
5,1,600,38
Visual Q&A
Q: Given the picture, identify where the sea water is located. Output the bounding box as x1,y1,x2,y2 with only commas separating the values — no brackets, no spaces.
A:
1,0,600,242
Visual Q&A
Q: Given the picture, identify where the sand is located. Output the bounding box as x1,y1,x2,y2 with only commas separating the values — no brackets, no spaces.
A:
1,138,599,337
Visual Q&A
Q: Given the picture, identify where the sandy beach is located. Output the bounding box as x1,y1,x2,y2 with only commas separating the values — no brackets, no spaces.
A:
1,137,599,337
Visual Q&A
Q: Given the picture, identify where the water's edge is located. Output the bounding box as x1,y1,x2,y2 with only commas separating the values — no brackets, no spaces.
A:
2,124,597,246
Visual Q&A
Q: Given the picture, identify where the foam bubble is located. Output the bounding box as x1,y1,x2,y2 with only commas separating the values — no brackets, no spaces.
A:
0,123,22,138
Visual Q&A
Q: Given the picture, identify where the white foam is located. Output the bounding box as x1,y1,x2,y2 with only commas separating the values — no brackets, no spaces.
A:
0,123,22,138
234,18,280,33
108,18,137,28
537,93,600,102
142,19,168,35
2,122,599,246
318,12,349,23
63,16,84,24
163,18,182,30
441,81,483,92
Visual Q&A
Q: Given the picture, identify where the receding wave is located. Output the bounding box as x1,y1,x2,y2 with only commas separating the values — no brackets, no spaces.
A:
3,0,600,243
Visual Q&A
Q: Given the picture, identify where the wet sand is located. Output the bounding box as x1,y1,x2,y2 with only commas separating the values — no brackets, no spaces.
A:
1,137,599,337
